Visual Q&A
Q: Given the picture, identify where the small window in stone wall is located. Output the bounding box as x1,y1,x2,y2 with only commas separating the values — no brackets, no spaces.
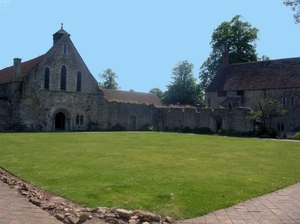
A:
76,71,81,92
282,96,287,105
291,97,295,105
218,91,226,97
237,90,244,96
277,123,285,132
44,67,50,89
76,114,84,125
64,44,68,54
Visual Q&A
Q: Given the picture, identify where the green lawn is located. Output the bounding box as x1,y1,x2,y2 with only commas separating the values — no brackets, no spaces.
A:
0,132,299,219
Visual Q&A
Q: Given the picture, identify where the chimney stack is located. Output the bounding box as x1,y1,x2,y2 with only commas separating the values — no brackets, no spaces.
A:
222,51,229,66
13,58,22,81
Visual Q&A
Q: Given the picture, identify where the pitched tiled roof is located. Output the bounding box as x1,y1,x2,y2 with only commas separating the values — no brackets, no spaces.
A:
0,55,45,84
206,57,300,92
101,89,162,106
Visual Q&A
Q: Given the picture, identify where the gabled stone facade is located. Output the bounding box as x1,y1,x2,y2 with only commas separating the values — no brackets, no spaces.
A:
0,28,253,133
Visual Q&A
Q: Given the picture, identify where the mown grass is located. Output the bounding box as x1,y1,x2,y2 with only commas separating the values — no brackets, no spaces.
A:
0,132,299,219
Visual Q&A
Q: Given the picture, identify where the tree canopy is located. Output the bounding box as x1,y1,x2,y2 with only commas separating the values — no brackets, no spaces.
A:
247,98,287,136
98,68,120,89
199,15,259,91
163,60,200,105
284,0,300,23
149,88,164,102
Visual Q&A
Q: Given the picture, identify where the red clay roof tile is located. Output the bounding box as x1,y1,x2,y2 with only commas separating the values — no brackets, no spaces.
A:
0,55,45,84
206,57,300,92
101,89,162,106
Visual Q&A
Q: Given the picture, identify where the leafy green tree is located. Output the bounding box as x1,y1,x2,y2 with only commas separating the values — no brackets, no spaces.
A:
199,15,259,91
258,55,270,61
163,60,200,105
247,98,287,135
149,88,164,102
284,0,300,23
99,68,120,89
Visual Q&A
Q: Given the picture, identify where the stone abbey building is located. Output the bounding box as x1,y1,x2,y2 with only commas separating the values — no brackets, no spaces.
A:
1,27,298,133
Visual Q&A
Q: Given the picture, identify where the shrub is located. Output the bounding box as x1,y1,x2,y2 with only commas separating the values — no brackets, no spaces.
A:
139,123,154,131
218,129,226,136
181,126,192,133
254,127,278,138
194,127,214,135
294,132,300,140
225,128,235,136
235,131,253,137
174,127,180,132
267,127,278,138
110,123,126,131
279,133,287,139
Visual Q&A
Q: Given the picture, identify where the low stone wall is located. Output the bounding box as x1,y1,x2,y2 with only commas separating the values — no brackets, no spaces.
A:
97,101,253,133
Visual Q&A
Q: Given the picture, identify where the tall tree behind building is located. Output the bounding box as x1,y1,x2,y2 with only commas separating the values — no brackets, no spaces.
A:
199,15,259,91
163,60,201,105
98,68,120,89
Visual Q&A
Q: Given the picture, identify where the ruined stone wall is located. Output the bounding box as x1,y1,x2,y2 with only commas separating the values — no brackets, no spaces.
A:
96,101,158,131
96,102,253,133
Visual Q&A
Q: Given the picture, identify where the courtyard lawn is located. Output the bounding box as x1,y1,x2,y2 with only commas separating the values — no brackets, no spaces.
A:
0,132,299,219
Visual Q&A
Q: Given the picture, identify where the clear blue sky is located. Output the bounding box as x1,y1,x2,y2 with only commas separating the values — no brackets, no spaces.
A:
0,0,299,92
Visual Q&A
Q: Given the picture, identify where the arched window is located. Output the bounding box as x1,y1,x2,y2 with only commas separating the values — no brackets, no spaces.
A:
76,114,80,125
76,71,81,92
80,115,84,125
75,114,84,126
44,67,50,89
60,65,67,90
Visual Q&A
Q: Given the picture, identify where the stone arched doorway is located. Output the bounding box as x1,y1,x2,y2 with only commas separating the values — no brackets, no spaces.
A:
52,109,71,131
216,119,222,132
55,112,66,130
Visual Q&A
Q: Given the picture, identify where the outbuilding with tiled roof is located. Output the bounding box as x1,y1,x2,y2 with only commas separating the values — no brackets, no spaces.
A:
205,56,300,132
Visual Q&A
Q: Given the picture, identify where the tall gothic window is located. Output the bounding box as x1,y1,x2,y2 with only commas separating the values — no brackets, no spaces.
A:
80,115,84,125
44,67,50,89
60,65,67,90
76,71,81,92
76,114,80,125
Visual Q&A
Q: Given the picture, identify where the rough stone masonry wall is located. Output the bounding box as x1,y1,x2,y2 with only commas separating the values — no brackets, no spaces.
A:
0,100,11,131
99,102,254,133
244,88,300,132
157,106,253,133
16,89,104,131
98,101,158,131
